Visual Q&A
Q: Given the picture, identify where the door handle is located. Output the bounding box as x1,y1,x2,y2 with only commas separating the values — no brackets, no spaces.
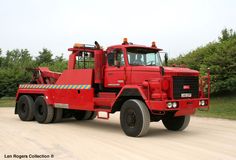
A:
108,73,113,76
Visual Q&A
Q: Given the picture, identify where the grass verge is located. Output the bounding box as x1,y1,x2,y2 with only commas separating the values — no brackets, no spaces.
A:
0,97,15,107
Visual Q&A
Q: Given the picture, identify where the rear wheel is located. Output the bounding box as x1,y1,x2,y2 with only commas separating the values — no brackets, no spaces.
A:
52,108,63,123
162,115,190,131
120,99,150,137
88,111,97,120
17,95,34,121
34,96,54,124
74,110,93,120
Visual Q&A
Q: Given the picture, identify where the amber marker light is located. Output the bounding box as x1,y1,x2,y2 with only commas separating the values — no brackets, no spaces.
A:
151,41,157,48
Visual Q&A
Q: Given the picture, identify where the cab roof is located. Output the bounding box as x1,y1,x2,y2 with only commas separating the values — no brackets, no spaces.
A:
108,44,163,51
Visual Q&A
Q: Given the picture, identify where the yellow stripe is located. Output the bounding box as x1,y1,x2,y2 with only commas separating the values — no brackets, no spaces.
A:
19,84,91,89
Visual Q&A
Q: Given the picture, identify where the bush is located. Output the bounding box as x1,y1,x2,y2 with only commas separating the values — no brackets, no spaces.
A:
169,29,236,94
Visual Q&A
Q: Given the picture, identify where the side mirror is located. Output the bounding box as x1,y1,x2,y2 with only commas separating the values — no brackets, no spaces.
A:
164,53,168,66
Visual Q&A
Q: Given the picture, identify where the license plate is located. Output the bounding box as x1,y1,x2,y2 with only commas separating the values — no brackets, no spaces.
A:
181,93,192,98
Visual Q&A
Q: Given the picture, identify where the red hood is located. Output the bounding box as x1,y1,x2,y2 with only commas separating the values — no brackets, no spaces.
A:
163,66,199,76
131,66,199,76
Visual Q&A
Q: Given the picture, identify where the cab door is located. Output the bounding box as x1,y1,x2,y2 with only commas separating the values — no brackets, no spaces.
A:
104,48,126,88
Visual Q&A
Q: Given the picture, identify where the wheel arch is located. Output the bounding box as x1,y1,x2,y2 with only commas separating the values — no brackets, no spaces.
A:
111,86,148,113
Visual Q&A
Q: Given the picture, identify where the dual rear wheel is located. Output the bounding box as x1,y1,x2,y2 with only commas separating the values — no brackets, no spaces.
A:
17,95,97,123
17,95,64,123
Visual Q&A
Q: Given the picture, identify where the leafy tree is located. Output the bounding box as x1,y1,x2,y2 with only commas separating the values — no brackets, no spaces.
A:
36,48,53,65
218,28,236,42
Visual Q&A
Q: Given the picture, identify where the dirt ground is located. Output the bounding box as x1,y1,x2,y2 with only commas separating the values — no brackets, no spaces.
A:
0,107,236,160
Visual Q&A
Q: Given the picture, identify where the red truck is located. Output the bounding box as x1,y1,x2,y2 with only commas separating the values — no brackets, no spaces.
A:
15,38,210,137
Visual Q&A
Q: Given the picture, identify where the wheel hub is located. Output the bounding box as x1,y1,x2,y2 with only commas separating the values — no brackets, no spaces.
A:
126,111,136,127
21,103,26,113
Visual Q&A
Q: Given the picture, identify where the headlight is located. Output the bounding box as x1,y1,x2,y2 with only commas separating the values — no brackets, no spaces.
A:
201,100,205,106
172,102,177,108
167,102,172,108
199,100,206,106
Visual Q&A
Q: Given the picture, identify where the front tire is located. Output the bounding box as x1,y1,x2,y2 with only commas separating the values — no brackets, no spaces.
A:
17,95,34,121
120,99,150,137
162,115,190,131
34,96,54,124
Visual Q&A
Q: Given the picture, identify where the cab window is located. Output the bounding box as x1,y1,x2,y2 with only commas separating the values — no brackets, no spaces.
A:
107,49,124,66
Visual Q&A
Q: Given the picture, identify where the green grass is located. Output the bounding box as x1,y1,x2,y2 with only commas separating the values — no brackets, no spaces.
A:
0,97,15,107
196,93,236,120
1,94,236,120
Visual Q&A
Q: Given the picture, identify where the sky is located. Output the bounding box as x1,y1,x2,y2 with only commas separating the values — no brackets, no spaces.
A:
0,0,236,58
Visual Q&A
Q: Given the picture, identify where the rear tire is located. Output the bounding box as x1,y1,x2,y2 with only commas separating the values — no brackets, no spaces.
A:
74,110,93,120
17,95,34,121
34,96,54,124
88,111,97,120
120,99,150,137
162,115,190,131
52,108,63,123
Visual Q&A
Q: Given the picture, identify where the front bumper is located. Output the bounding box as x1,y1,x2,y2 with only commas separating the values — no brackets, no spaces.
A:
147,98,209,116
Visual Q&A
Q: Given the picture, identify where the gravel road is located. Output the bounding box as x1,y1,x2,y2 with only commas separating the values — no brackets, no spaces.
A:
0,107,236,160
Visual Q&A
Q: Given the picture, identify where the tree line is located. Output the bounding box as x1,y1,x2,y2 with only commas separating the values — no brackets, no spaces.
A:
0,48,67,98
169,29,236,95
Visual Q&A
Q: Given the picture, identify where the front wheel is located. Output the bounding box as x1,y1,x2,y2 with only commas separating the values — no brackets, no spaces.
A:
120,99,150,137
162,115,190,131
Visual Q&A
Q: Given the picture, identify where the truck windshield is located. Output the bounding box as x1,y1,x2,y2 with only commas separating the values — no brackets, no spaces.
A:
127,47,162,66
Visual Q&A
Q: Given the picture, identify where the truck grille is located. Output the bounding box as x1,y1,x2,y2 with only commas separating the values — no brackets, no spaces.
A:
173,76,199,99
